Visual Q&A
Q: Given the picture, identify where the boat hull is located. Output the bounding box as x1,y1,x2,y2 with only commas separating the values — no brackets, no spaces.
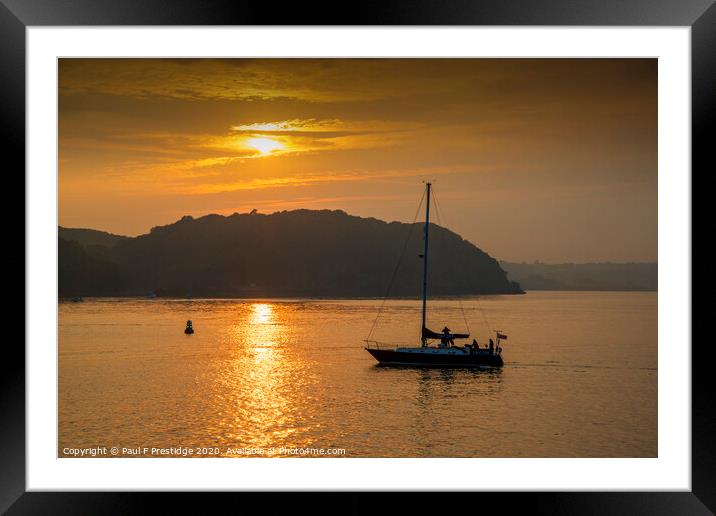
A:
365,347,503,368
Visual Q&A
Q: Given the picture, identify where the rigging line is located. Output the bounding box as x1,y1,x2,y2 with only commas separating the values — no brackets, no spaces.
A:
431,186,470,335
432,185,496,336
459,297,471,335
473,297,493,334
365,187,426,342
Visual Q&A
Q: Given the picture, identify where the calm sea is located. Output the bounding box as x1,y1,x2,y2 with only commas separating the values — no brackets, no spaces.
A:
58,291,657,458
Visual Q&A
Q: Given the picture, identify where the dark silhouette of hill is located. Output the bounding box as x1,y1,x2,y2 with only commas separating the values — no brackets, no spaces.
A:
59,226,128,248
500,261,657,291
58,210,523,298
58,238,126,297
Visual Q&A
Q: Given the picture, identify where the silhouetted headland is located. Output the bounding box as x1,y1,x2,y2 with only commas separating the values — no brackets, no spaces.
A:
500,261,657,292
59,210,523,298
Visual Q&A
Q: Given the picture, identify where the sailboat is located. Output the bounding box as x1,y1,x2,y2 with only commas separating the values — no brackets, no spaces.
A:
364,182,507,367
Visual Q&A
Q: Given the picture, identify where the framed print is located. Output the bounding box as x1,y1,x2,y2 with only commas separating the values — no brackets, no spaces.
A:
6,0,712,513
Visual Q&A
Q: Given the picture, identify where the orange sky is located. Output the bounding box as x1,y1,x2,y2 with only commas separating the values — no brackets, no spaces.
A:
58,58,657,263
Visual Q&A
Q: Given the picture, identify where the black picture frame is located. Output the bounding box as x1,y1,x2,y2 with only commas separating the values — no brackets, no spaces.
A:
5,1,710,513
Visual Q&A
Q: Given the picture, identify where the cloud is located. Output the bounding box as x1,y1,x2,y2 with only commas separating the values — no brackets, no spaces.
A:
59,59,409,103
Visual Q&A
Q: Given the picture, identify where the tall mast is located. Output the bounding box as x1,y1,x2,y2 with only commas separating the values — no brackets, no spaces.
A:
421,182,431,346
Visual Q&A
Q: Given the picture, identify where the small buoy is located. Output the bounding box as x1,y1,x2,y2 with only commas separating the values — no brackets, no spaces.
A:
184,320,194,334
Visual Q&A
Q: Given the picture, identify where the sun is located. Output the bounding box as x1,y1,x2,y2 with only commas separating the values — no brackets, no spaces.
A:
245,137,284,155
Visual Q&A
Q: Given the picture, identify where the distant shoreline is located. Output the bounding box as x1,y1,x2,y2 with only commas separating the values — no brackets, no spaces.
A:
500,261,657,292
59,289,657,303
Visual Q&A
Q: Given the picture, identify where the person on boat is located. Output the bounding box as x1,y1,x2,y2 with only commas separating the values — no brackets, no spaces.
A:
472,338,479,349
441,326,454,347
488,338,494,354
185,320,194,334
439,326,449,346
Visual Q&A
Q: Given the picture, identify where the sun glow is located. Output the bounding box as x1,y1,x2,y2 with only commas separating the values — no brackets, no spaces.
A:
245,137,284,155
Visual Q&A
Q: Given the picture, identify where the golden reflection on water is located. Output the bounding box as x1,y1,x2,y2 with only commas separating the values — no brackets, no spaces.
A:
213,302,318,454
251,303,273,326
